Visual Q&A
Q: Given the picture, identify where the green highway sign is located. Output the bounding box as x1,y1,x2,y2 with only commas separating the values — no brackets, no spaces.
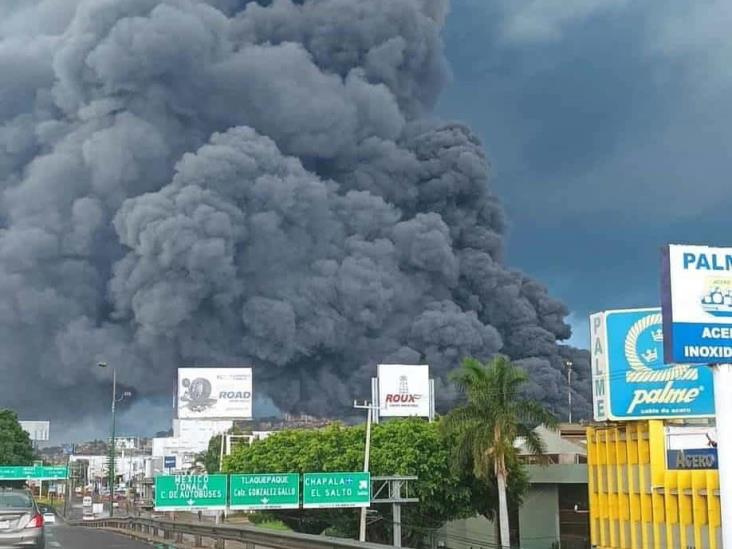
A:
154,474,227,511
302,472,370,509
230,473,300,510
0,466,68,480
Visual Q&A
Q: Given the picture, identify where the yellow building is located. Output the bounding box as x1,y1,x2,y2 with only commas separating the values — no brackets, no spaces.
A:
587,421,720,549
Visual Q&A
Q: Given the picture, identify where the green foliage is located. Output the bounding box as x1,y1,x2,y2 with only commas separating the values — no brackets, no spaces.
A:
247,513,291,531
224,419,475,546
442,356,557,479
441,356,557,541
200,435,223,474
0,409,34,466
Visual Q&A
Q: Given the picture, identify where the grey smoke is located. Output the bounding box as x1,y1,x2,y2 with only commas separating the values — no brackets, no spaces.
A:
0,0,591,429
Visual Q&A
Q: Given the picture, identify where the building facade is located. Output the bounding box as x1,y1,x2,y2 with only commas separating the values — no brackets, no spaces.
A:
588,420,720,549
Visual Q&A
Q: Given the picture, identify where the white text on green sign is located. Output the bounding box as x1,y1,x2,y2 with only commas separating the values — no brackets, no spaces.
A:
154,474,227,511
229,474,299,510
0,466,68,480
302,472,370,509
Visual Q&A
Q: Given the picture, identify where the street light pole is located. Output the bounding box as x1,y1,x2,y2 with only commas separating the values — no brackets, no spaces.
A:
110,365,116,517
565,360,573,424
98,362,131,518
353,400,378,543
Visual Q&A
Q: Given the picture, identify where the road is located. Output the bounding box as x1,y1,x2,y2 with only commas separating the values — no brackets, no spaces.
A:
45,522,152,549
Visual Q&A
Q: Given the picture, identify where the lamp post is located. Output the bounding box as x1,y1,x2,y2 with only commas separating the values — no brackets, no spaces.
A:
353,400,379,542
565,360,573,424
97,362,131,517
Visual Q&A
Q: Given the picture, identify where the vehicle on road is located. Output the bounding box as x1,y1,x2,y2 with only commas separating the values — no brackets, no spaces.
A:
0,488,46,548
37,505,55,525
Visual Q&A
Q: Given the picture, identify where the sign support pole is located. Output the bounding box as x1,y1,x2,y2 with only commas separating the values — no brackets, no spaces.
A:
713,363,732,548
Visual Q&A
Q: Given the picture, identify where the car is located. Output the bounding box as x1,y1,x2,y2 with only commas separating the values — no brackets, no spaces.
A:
0,488,46,548
37,506,55,525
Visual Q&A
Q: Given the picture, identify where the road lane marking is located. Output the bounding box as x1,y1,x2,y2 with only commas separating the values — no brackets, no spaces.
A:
49,542,61,547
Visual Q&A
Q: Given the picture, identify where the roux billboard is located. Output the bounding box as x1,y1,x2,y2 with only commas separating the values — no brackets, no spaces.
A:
177,368,253,419
377,364,430,417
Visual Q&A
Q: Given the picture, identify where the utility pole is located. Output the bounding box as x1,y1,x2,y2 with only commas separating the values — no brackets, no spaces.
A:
565,360,573,424
97,362,131,518
353,400,379,543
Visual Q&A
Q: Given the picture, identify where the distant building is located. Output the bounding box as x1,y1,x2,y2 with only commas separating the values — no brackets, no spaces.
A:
113,437,139,450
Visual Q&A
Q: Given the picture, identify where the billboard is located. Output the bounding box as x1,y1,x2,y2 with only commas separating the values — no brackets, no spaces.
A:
377,364,430,417
662,244,732,363
589,308,714,421
173,419,234,444
19,421,50,442
177,368,252,419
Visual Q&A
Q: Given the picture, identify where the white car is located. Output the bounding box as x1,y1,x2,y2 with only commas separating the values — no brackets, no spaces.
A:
42,512,56,524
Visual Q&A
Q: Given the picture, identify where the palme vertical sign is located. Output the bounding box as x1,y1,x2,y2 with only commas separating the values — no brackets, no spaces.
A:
661,244,732,549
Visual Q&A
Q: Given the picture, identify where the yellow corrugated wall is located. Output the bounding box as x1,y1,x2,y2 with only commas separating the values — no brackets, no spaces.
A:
588,421,721,549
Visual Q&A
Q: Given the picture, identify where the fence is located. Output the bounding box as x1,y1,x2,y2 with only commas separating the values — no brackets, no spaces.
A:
74,516,400,549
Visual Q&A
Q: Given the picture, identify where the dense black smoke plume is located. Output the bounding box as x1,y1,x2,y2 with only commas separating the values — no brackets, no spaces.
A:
0,0,591,430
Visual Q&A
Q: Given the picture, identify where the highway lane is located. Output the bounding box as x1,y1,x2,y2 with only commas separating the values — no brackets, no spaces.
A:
45,522,152,549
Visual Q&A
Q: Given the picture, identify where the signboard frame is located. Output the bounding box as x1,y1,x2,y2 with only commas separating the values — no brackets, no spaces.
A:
589,307,714,421
154,474,228,511
302,472,371,509
667,448,719,470
229,473,300,510
177,367,253,420
0,466,68,481
662,244,732,363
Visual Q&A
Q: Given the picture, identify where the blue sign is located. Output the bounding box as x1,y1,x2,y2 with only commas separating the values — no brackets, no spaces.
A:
164,456,176,469
662,244,732,363
667,448,718,470
601,308,714,419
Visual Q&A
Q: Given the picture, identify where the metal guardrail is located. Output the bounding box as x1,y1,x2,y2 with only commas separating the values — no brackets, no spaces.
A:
74,516,400,549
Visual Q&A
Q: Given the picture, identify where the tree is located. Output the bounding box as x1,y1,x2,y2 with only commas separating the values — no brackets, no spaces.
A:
224,419,476,546
441,356,557,549
0,409,34,465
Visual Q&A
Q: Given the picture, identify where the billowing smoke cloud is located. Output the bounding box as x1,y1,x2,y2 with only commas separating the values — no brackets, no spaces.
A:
0,0,590,432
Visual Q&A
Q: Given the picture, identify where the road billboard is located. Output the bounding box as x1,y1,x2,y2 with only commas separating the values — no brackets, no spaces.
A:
377,364,430,417
177,368,252,419
229,473,300,510
302,472,370,509
590,308,714,421
0,466,67,480
662,244,732,363
154,474,228,511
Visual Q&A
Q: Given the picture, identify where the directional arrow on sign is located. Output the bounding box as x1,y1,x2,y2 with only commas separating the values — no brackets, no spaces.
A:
187,499,195,506
261,498,269,505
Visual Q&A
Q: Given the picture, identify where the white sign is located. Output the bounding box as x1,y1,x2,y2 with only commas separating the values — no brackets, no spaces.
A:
177,368,252,419
662,244,732,363
173,419,233,444
19,421,50,441
589,313,609,421
377,364,430,417
666,425,718,450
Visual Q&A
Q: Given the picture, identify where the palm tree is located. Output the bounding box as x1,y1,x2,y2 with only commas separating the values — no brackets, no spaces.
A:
441,356,557,549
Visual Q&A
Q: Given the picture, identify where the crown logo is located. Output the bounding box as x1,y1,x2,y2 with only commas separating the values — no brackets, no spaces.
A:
641,348,658,363
651,329,663,342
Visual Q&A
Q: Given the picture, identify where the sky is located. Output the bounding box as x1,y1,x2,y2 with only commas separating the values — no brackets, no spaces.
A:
437,0,732,349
